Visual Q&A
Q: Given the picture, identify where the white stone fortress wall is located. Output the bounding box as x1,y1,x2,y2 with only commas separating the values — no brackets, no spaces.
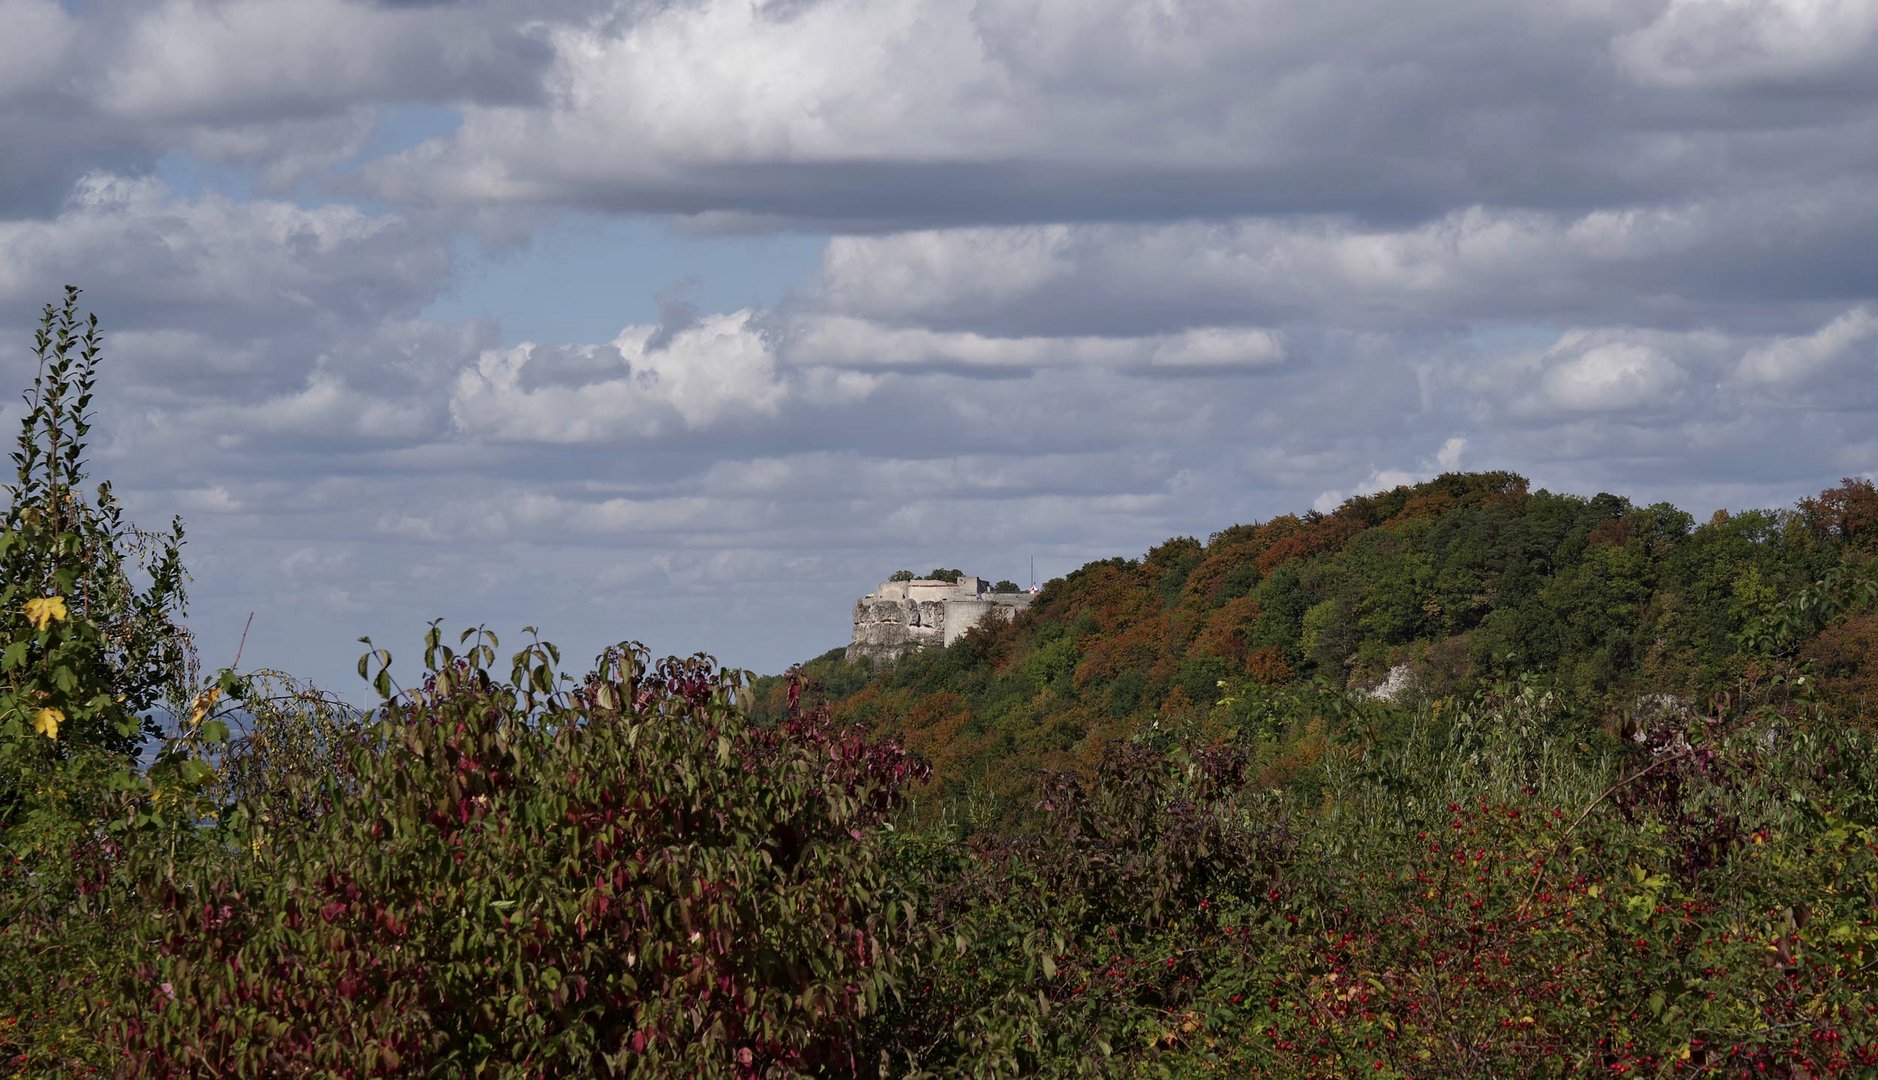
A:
846,574,1034,662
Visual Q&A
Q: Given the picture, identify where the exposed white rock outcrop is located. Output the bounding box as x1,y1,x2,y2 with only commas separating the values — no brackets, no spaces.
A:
1363,663,1415,702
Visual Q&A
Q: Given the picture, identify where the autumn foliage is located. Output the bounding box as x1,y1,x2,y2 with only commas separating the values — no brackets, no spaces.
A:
112,637,927,1076
5,295,1878,1076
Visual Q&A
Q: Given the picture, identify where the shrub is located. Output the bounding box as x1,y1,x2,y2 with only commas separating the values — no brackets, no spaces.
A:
874,738,1293,1076
868,684,1878,1077
114,631,929,1077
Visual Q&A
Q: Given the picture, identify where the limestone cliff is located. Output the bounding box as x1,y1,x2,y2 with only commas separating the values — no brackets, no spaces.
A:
847,598,950,663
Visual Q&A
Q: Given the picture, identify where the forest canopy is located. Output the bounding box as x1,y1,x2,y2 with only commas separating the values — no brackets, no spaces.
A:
761,469,1878,826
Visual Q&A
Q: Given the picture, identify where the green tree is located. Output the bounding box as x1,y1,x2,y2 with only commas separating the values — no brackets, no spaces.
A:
0,288,210,1073
0,287,194,803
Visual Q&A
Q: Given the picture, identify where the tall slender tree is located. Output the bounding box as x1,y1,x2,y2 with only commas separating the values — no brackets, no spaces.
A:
0,287,194,803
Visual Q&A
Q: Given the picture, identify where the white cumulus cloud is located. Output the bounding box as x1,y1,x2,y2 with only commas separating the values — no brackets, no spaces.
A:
1542,341,1686,413
1738,306,1878,385
449,311,786,443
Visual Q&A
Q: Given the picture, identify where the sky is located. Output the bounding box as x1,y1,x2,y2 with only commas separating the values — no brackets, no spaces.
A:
2,0,1875,693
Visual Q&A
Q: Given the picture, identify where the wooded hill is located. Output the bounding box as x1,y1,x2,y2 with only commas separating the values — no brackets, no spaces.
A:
762,472,1878,821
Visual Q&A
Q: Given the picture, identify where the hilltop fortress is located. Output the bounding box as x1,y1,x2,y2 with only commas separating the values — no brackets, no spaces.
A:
847,573,1034,663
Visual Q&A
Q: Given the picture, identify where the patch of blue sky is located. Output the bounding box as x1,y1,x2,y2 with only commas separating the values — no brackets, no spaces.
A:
155,106,461,210
425,216,828,346
311,104,469,215
153,150,255,202
350,104,463,170
153,100,823,343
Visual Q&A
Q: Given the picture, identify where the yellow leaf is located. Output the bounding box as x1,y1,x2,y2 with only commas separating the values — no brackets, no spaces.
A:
23,595,67,631
186,687,222,726
33,707,63,741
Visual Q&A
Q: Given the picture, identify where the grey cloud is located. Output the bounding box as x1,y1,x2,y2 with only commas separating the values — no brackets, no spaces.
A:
1613,0,1878,91
645,280,703,351
784,317,1288,380
364,0,1878,233
179,112,380,194
811,189,1878,340
0,0,564,221
101,0,555,125
0,175,453,347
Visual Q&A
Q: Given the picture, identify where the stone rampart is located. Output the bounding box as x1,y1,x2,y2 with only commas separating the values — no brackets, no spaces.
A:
938,598,1022,646
845,574,1032,662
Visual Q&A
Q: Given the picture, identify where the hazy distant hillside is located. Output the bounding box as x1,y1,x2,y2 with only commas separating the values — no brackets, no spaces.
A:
760,471,1878,819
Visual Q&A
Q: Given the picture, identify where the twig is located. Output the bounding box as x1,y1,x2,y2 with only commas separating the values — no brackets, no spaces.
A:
230,611,254,670
1513,748,1694,918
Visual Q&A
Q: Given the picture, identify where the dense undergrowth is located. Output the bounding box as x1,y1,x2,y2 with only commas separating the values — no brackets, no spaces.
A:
4,293,1877,1076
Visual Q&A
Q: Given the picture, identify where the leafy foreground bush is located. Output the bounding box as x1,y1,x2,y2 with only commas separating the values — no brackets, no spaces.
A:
105,632,928,1076
871,681,1878,1077
12,642,1878,1078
